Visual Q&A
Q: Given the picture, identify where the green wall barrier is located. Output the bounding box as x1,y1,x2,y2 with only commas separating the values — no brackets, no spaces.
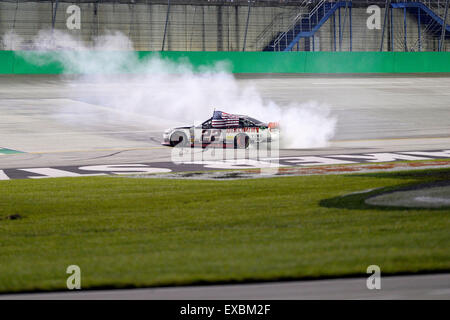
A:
0,51,14,74
393,52,450,73
143,51,307,73
304,52,396,73
12,51,64,74
1,50,449,74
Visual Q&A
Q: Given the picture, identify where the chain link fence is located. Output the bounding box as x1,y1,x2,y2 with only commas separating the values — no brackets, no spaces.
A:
0,0,448,51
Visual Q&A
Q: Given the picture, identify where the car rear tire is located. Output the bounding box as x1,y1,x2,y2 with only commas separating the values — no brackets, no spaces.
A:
170,131,188,147
234,134,249,149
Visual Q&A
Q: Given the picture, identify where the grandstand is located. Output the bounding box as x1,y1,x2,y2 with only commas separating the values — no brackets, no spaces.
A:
0,0,448,51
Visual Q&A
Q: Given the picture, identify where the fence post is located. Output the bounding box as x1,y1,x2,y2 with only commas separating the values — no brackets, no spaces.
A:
162,0,171,51
380,0,391,51
51,0,59,31
242,1,252,51
439,0,449,51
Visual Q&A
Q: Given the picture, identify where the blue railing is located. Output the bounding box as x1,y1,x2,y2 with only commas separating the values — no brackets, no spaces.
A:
263,0,449,52
264,1,352,51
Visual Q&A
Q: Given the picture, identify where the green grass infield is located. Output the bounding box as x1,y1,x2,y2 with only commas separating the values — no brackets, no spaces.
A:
0,168,449,293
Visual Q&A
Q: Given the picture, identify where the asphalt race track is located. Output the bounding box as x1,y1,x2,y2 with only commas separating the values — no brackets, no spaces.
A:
1,74,449,299
1,74,450,173
1,274,449,300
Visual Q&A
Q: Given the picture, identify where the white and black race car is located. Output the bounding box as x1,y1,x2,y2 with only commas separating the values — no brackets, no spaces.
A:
162,111,279,149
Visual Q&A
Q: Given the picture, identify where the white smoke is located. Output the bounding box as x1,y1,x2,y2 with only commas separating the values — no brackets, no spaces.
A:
12,30,336,148
1,30,23,50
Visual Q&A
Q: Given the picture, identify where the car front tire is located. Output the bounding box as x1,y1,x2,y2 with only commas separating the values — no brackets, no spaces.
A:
170,131,188,147
234,134,249,149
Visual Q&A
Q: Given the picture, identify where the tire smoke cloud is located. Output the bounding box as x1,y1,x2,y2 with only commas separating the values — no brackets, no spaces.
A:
8,30,336,148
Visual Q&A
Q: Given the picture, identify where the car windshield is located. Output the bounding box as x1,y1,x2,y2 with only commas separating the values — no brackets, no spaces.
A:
246,117,266,125
199,118,212,128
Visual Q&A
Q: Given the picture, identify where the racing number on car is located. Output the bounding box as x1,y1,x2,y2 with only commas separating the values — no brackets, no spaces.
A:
202,129,221,143
201,129,210,142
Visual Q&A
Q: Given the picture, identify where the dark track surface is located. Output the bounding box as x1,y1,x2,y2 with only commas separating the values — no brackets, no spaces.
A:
1,274,449,300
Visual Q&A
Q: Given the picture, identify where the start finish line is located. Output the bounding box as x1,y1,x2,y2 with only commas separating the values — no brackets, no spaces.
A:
0,150,449,180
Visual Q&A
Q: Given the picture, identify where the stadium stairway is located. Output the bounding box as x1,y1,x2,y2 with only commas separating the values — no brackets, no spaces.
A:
263,0,353,52
392,2,450,40
263,0,449,52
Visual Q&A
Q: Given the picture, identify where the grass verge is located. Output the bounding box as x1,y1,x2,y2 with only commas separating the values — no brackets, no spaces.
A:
0,168,449,293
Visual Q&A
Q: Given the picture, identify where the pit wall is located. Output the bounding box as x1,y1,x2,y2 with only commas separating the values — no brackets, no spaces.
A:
1,51,450,74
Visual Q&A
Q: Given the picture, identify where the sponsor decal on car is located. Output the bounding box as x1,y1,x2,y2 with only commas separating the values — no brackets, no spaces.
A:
226,127,260,133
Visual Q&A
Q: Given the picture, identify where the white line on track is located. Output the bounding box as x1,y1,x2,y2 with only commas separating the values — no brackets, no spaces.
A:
311,81,414,85
27,146,167,154
5,130,161,136
332,136,450,143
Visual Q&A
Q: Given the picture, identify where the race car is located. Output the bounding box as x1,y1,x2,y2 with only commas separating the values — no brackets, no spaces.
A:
162,110,279,149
